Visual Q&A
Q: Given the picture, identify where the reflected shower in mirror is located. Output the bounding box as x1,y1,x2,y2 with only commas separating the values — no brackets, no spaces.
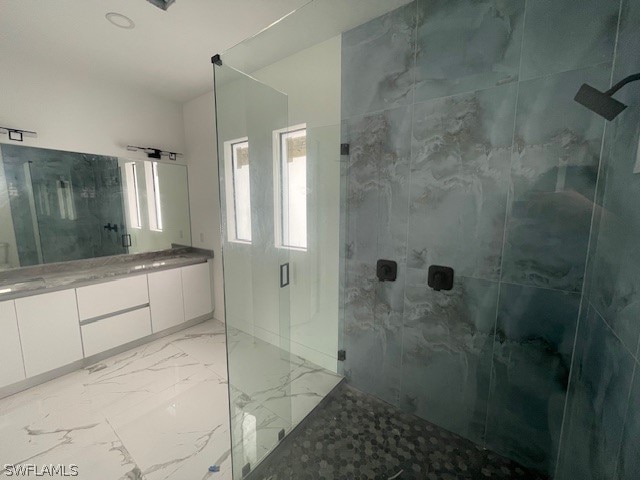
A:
0,144,191,270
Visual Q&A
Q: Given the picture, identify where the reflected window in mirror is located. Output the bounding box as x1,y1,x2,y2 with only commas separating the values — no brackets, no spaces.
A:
0,143,192,269
144,161,163,232
224,138,252,244
124,162,142,229
274,125,307,251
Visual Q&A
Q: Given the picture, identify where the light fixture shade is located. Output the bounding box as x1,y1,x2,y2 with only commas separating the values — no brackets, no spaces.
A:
147,0,175,10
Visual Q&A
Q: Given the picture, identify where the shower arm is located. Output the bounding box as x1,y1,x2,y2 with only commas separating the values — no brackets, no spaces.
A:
605,73,640,96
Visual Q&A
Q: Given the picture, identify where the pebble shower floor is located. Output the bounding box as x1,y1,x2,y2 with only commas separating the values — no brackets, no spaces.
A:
247,382,549,480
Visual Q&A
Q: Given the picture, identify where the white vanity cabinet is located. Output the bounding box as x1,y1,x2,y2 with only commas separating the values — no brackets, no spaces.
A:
0,260,213,394
15,289,83,377
76,275,152,356
182,262,213,321
148,268,185,332
0,300,25,388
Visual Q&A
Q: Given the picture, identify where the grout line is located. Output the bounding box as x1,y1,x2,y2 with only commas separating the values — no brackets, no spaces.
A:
482,0,528,447
553,2,624,473
520,60,614,85
589,301,640,361
405,269,584,296
104,417,145,477
396,0,421,407
613,347,636,479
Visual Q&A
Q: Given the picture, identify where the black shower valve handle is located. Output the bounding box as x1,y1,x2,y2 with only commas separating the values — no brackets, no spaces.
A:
428,265,454,291
103,222,118,233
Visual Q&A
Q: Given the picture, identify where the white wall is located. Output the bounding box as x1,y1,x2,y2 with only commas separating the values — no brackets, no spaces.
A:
182,92,225,322
0,56,185,161
0,56,193,268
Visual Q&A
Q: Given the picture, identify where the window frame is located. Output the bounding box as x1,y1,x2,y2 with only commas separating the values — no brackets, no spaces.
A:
273,124,308,252
223,137,252,244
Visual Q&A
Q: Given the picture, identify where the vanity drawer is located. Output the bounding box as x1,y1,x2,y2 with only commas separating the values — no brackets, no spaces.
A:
76,275,149,321
81,307,151,357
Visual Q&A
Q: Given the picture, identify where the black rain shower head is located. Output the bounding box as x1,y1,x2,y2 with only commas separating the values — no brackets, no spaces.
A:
574,73,640,121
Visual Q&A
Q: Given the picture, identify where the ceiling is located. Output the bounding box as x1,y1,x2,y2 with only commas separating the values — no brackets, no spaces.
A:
0,0,310,103
0,0,410,104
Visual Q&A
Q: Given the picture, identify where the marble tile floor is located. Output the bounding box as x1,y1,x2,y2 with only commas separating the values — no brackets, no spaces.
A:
0,320,343,480
247,383,550,480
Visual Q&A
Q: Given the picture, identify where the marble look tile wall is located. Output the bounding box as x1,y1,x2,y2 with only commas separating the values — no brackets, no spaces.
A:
555,307,636,480
556,0,640,478
341,0,623,474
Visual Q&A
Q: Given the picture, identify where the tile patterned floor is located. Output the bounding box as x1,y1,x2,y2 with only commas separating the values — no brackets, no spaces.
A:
247,383,550,480
226,327,343,477
0,320,232,480
0,320,343,480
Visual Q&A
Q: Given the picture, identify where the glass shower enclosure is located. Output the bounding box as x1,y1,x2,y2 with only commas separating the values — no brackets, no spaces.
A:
213,62,343,478
214,0,640,478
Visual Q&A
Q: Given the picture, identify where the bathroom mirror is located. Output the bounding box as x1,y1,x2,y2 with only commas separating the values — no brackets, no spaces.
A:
0,143,191,269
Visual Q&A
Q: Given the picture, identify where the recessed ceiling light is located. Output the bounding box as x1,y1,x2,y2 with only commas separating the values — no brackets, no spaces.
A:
105,12,135,29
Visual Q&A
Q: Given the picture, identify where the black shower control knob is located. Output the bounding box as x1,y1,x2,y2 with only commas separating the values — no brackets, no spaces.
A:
376,260,397,282
428,265,454,291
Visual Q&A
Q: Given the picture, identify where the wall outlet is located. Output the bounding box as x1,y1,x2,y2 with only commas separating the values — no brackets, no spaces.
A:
199,232,204,243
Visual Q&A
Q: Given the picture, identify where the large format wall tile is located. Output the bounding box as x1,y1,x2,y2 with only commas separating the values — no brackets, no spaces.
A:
407,84,516,280
339,0,629,475
486,283,580,472
617,361,640,480
519,0,620,80
342,267,404,406
555,306,635,480
341,2,416,119
615,0,640,106
343,105,413,268
342,105,413,406
589,107,640,353
502,66,610,292
414,0,525,102
400,276,498,443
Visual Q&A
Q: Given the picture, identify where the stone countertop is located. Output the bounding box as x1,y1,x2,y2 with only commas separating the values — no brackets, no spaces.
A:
0,247,213,301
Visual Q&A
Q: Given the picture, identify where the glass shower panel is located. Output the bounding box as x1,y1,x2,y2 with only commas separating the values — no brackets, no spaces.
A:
287,124,342,372
27,152,127,263
214,64,293,479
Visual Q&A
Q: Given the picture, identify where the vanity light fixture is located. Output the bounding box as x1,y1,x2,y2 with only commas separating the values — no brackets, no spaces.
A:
0,126,37,142
126,145,182,161
105,12,135,29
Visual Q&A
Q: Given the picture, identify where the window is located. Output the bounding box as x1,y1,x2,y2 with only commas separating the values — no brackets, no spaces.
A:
274,125,307,250
124,162,142,229
224,138,252,243
144,161,163,231
56,179,76,221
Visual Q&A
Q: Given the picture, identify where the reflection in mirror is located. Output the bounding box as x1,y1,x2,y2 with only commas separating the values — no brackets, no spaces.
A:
118,158,191,255
0,144,191,270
